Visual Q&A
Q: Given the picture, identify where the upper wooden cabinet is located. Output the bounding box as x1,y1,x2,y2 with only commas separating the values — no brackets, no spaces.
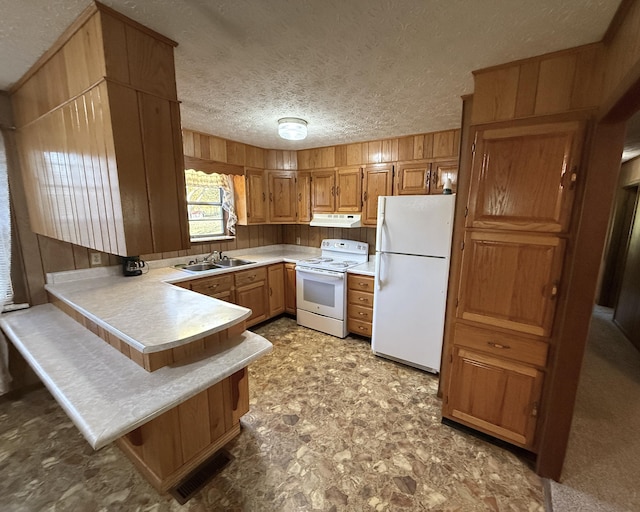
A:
431,160,459,195
311,168,336,213
336,167,362,212
267,170,297,223
395,160,431,195
235,168,267,225
466,121,584,233
11,3,189,256
457,231,566,337
296,171,312,223
362,164,394,225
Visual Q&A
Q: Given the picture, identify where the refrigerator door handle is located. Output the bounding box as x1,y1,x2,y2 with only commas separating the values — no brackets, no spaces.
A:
376,196,386,253
375,252,382,290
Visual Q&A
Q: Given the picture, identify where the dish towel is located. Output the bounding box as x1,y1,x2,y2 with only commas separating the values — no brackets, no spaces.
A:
0,329,11,395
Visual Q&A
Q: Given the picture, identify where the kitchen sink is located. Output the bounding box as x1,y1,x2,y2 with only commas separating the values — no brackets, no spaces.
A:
214,258,254,267
175,258,255,272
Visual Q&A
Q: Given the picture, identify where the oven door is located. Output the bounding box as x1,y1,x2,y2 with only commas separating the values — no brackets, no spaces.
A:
296,266,346,320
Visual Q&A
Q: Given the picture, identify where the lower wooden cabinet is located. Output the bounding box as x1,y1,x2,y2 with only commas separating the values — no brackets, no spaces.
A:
444,322,547,450
234,267,269,327
189,274,235,302
347,273,374,337
284,263,297,314
267,264,285,317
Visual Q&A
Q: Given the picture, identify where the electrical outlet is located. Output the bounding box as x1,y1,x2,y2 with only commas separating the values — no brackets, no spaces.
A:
296,237,301,245
90,252,102,266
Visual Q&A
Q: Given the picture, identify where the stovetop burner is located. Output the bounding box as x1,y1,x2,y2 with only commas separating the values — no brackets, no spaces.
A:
297,240,369,272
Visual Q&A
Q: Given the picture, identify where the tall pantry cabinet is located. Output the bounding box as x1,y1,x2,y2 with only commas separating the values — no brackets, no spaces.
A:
443,119,585,450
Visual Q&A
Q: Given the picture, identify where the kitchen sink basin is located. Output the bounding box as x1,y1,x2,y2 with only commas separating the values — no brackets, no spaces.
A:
175,258,255,272
215,258,254,267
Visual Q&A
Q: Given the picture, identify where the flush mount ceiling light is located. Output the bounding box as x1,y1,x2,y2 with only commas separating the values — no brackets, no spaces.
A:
278,117,307,140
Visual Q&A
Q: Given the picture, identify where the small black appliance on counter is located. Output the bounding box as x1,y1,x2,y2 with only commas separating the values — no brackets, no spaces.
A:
123,256,146,277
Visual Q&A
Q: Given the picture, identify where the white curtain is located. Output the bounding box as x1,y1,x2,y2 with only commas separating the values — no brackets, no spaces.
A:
0,132,12,306
185,169,238,235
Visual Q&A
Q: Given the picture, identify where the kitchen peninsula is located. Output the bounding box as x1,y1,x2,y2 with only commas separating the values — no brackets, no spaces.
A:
0,254,286,493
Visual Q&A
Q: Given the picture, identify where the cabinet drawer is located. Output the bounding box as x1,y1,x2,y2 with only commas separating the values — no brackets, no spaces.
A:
453,322,549,367
234,266,267,288
348,304,373,322
190,274,234,296
348,273,374,292
348,289,374,307
348,318,372,337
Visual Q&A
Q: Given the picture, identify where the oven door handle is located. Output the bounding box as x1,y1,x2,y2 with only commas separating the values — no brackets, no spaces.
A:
296,267,345,279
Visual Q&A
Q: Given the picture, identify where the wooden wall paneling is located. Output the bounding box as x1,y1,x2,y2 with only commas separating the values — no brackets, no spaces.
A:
72,244,91,269
106,81,152,255
472,67,519,123
207,381,230,438
170,102,190,250
334,145,347,167
124,23,177,100
138,93,187,254
381,138,399,163
62,14,104,101
100,12,130,84
245,145,265,168
397,136,414,162
37,235,76,274
140,406,183,478
535,54,578,115
433,130,458,158
514,61,540,118
345,143,364,166
192,133,203,159
226,141,246,166
177,391,212,462
89,84,120,253
367,140,383,163
182,129,195,157
571,45,605,110
208,135,227,163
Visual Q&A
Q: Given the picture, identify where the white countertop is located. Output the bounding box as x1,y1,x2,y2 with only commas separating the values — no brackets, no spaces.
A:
348,260,376,276
45,245,322,354
0,304,272,450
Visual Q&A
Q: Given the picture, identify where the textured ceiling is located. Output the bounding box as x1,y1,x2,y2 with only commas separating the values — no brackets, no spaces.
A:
0,0,623,150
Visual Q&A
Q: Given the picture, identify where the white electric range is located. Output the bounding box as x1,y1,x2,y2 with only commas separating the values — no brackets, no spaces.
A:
296,239,369,338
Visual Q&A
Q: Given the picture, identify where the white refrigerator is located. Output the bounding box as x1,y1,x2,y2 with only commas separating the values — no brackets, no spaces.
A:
371,194,456,373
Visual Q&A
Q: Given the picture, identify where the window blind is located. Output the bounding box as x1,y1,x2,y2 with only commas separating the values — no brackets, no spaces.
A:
0,133,13,307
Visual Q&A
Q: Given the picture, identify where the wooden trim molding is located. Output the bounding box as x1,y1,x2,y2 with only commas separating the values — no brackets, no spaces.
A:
184,155,245,175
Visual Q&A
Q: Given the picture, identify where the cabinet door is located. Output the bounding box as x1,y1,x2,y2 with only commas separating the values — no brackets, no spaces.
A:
297,171,312,223
336,167,362,212
284,262,297,314
267,170,296,223
467,121,584,232
267,264,285,317
431,160,458,195
362,164,393,226
311,169,336,212
395,161,430,195
246,168,267,224
457,231,566,337
235,281,268,327
446,346,544,450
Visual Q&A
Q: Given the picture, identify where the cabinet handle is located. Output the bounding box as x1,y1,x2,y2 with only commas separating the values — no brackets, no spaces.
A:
359,282,368,288
262,192,266,202
298,193,302,202
249,275,256,281
269,192,273,202
487,341,510,349
336,186,340,196
550,282,559,299
269,287,273,296
425,171,431,188
331,186,336,196
363,191,368,201
358,312,365,316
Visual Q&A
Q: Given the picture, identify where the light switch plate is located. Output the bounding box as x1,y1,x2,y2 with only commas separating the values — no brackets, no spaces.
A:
90,252,102,266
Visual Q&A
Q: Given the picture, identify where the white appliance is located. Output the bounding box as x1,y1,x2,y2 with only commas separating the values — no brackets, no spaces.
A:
296,239,369,338
309,213,362,228
371,194,456,373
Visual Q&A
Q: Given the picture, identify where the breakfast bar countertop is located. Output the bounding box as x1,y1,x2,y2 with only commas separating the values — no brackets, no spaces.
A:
44,244,321,354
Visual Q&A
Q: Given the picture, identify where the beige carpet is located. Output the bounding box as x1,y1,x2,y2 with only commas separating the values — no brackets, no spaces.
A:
547,306,640,512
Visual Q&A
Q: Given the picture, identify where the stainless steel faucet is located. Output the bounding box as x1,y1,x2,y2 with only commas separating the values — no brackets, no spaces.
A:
204,250,221,262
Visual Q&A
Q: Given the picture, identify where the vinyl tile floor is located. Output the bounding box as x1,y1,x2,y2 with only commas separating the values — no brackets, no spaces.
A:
0,317,543,511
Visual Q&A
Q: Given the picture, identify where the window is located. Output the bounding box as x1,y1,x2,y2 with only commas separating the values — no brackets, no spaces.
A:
185,169,237,241
0,132,12,307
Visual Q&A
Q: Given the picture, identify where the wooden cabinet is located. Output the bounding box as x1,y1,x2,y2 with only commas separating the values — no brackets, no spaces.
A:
267,170,297,223
457,231,566,337
395,160,431,195
447,344,544,450
244,168,268,224
311,168,336,213
347,273,375,337
234,266,269,327
466,121,584,233
431,160,458,195
11,4,189,257
296,171,312,223
267,264,285,317
395,159,459,196
189,274,235,302
336,167,362,212
444,118,586,453
362,163,394,225
284,262,297,314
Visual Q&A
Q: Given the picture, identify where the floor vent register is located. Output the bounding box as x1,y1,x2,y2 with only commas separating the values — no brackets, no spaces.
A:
169,449,234,504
